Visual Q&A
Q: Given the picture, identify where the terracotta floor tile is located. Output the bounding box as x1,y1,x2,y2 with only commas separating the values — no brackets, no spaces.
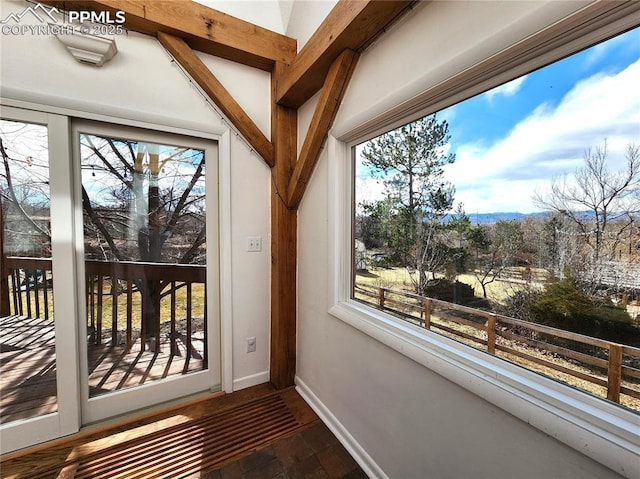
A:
301,422,340,453
316,444,359,478
199,423,368,479
219,461,244,479
244,457,284,479
272,433,316,467
341,468,369,479
1,385,368,479
240,446,279,473
286,454,331,479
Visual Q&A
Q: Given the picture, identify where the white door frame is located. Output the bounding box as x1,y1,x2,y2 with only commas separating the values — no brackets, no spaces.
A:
71,120,223,425
0,105,81,453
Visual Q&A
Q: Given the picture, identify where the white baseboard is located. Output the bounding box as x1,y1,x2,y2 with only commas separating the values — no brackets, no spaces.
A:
232,370,270,391
295,376,387,479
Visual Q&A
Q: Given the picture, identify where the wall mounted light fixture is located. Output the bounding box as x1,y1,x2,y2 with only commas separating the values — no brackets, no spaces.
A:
54,28,117,67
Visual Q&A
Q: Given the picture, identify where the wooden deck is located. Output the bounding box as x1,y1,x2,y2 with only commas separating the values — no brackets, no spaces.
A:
0,315,205,424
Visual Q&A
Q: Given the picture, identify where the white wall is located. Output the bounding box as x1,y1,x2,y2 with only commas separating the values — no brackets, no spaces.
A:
285,0,337,50
297,1,628,478
0,0,272,391
196,0,290,34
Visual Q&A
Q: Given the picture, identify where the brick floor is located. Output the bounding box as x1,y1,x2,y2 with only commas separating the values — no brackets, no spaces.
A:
194,421,368,479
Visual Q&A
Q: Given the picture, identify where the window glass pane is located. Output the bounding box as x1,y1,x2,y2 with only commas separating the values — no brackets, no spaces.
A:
1,119,58,423
79,132,207,398
353,28,640,411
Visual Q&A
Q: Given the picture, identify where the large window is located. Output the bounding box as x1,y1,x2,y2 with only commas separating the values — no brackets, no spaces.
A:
353,27,640,412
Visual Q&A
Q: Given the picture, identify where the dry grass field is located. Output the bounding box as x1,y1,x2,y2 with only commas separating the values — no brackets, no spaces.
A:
88,282,206,331
355,266,533,303
11,282,206,333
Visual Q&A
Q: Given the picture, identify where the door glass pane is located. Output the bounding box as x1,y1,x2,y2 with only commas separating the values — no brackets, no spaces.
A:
1,120,57,423
79,132,207,398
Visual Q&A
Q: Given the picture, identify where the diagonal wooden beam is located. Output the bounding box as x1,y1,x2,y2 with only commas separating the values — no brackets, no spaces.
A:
275,0,413,108
158,32,274,167
42,1,297,71
287,49,359,209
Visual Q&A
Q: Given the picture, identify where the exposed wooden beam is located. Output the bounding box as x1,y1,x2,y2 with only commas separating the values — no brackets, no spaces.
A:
269,194,297,389
42,1,297,71
287,49,359,209
269,50,359,389
275,0,413,108
36,0,412,393
270,62,298,390
158,32,274,167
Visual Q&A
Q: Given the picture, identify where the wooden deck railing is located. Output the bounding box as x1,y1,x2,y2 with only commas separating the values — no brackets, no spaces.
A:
355,283,640,408
85,260,206,355
2,257,206,357
3,257,53,321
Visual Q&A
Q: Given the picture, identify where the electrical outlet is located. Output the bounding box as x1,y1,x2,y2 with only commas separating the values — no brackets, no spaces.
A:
247,236,262,252
247,337,256,353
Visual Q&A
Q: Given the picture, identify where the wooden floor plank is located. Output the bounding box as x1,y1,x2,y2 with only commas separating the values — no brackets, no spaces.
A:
0,385,318,479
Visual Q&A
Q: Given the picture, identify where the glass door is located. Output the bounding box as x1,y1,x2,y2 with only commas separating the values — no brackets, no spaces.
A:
0,107,80,453
1,108,220,449
74,122,220,424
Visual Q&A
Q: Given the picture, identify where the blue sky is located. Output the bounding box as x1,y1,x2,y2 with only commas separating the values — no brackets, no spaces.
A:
443,28,640,150
357,27,640,214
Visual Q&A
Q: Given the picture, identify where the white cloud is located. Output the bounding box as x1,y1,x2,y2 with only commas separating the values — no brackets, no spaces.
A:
582,29,637,69
484,75,527,101
445,58,640,213
454,178,544,214
355,171,386,211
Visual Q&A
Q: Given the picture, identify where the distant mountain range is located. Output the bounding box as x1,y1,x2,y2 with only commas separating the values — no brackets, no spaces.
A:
462,210,639,224
467,211,549,224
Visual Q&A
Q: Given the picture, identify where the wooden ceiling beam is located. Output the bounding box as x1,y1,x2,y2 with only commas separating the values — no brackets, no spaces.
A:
158,32,274,167
275,0,413,108
287,49,359,209
42,1,297,71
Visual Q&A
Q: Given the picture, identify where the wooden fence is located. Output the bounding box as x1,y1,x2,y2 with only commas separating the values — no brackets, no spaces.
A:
355,283,640,408
2,257,206,356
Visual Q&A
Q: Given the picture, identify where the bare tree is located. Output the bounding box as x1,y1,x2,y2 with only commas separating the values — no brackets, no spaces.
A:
0,122,51,256
408,219,449,294
79,133,207,336
1,121,208,337
468,220,524,299
535,142,640,266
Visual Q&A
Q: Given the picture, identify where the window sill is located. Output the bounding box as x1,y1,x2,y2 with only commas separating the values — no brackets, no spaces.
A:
329,300,639,478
